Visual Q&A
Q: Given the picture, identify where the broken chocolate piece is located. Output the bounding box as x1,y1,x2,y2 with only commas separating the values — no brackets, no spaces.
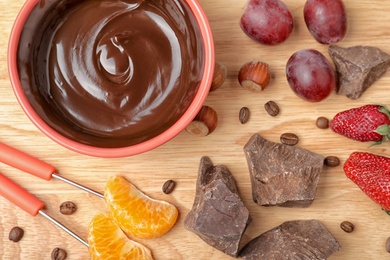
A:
243,134,324,207
328,45,390,99
239,219,340,259
184,156,250,257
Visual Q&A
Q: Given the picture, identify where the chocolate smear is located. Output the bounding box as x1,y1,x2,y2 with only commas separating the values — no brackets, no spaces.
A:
184,156,250,257
243,134,324,207
329,45,390,99
239,219,340,259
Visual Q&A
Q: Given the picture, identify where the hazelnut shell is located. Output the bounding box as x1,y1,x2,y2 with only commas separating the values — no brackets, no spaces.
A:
210,62,227,92
186,106,218,136
238,61,270,92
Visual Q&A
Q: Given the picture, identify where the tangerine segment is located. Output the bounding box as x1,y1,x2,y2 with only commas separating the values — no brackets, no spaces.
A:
104,176,179,239
88,212,154,260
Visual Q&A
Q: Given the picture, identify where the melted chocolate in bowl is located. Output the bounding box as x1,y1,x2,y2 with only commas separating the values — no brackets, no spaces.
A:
17,0,205,148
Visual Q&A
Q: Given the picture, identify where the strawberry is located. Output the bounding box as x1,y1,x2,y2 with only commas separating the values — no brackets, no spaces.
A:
344,152,390,211
330,104,390,144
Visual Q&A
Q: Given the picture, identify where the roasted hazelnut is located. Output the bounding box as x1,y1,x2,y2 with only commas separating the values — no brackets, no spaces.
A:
186,106,218,136
210,62,227,92
238,61,270,92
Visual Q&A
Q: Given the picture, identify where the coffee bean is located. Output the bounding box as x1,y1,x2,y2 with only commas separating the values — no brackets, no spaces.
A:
386,237,390,253
162,180,176,194
60,201,77,215
316,116,329,129
51,247,67,260
264,101,280,117
9,226,24,242
340,221,354,233
239,107,250,124
324,156,340,167
280,133,299,146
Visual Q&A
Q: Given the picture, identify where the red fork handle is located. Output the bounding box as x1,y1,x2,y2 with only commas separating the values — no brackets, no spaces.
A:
0,173,44,216
0,142,55,181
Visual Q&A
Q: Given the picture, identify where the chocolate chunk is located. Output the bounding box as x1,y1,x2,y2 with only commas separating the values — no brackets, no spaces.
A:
239,220,340,259
243,134,324,207
184,156,250,257
328,45,390,99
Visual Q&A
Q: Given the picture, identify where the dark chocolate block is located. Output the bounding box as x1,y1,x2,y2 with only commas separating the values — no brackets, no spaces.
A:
328,45,390,99
239,219,340,260
243,134,324,207
184,156,250,257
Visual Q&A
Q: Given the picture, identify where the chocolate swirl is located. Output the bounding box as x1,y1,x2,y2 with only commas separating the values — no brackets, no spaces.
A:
18,0,204,147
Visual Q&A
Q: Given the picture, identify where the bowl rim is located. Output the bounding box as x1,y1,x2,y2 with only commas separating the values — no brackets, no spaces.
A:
7,0,215,158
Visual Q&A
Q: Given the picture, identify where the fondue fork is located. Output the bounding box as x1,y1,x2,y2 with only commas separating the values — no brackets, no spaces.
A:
0,142,104,198
0,173,89,247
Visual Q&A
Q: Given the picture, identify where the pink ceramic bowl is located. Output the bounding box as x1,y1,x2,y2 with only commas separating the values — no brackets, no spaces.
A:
8,0,214,158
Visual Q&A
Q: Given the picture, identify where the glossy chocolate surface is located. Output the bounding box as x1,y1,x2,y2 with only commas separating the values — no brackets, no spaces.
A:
18,0,204,147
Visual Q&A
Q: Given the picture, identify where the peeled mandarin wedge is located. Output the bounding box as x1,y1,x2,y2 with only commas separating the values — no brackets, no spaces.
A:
104,176,179,239
88,212,153,260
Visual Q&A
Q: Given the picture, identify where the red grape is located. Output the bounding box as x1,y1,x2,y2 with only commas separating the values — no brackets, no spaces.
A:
304,0,347,44
240,0,293,45
286,49,336,102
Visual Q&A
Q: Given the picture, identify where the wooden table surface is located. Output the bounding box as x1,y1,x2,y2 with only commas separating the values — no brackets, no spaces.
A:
1,0,390,259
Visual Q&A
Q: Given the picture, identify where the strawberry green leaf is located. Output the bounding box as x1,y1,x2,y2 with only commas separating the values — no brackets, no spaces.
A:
379,105,390,119
369,141,382,147
369,132,390,147
375,124,390,136
382,209,390,216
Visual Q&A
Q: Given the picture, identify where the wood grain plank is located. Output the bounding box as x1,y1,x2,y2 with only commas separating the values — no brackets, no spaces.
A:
1,0,390,259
